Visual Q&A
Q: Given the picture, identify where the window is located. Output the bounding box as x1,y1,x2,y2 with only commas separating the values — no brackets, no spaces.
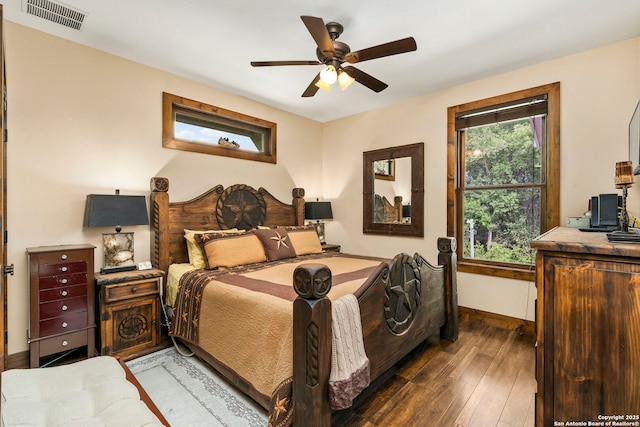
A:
447,83,560,280
162,92,277,163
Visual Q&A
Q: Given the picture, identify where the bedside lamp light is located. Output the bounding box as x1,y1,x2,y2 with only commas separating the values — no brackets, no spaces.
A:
607,161,639,242
305,199,333,244
84,190,149,273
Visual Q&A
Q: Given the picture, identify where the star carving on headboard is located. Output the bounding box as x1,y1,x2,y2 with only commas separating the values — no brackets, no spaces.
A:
227,191,260,227
216,184,267,229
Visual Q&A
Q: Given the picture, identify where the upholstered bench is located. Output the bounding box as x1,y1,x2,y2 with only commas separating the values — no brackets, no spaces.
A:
1,356,169,427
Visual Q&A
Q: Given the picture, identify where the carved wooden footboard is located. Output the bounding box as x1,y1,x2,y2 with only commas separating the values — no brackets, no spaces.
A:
292,238,458,426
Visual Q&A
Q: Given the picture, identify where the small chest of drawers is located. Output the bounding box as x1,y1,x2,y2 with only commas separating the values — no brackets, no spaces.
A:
27,244,96,368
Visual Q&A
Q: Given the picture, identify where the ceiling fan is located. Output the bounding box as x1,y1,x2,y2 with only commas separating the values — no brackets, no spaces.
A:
250,16,417,97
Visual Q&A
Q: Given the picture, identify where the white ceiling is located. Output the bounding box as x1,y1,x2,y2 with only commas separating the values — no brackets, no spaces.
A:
5,0,640,122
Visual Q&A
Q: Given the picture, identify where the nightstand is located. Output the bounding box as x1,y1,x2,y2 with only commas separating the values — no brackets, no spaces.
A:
321,243,341,252
95,268,163,359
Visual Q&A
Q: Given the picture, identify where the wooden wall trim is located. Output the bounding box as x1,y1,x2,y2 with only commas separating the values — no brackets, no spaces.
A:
459,306,535,338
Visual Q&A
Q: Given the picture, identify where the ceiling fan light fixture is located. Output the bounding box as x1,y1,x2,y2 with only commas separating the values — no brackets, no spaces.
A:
338,70,355,90
314,78,331,92
319,65,337,84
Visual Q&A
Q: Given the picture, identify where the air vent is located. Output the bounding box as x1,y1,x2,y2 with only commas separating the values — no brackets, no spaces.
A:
23,0,87,31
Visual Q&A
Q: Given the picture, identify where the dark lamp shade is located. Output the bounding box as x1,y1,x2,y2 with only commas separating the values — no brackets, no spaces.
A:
305,201,333,220
402,204,411,217
83,194,149,228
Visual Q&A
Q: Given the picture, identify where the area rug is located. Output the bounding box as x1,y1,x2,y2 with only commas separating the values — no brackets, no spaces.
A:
126,346,267,426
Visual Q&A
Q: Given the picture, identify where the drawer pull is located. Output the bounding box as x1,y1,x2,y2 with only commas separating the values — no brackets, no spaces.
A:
131,287,138,294
62,322,68,328
61,254,68,260
62,340,68,347
61,290,68,297
61,267,68,272
61,278,68,284
61,305,68,311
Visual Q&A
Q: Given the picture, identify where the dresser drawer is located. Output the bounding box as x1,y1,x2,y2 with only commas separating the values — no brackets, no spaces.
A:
38,330,89,358
33,248,93,266
39,295,87,320
39,311,87,336
39,261,87,278
39,283,87,303
39,272,88,290
102,279,160,303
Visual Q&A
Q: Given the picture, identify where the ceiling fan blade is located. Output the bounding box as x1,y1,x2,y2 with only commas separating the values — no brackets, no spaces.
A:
302,73,321,97
342,66,388,93
301,16,335,59
344,37,417,64
251,60,321,67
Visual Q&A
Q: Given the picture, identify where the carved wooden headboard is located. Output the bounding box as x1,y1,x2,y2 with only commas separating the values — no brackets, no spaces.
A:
149,177,305,273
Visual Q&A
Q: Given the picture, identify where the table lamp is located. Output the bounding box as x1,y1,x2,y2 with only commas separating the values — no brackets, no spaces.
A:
84,190,149,273
305,199,333,244
607,161,639,242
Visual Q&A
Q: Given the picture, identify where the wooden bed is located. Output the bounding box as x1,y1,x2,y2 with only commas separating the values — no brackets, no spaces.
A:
149,177,458,426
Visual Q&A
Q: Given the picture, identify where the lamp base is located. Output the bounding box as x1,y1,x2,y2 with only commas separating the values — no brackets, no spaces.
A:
312,221,326,244
100,265,137,274
102,232,136,273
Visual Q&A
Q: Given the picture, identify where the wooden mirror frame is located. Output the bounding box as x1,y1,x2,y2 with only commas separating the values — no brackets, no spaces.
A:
363,142,424,237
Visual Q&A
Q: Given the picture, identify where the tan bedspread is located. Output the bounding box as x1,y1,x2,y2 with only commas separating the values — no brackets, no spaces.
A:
169,252,387,426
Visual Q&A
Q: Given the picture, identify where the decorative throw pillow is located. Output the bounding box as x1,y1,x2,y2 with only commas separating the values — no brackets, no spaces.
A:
184,228,239,268
284,225,323,255
254,228,297,261
194,231,266,269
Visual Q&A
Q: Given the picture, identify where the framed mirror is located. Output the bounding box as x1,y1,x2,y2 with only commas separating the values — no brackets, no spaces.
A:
363,142,424,237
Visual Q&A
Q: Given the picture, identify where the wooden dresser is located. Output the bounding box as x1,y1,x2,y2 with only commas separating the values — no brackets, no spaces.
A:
531,227,640,426
27,244,96,368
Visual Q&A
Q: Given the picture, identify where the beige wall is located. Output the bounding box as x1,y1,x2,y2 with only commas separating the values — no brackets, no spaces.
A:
323,36,640,321
5,20,640,356
5,22,323,355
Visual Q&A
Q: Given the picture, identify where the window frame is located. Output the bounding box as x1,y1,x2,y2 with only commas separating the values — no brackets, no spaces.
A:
447,83,560,281
162,92,277,164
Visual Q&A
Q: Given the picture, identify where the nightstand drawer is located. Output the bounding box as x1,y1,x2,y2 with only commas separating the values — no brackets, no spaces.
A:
102,279,160,303
38,330,89,358
39,311,87,336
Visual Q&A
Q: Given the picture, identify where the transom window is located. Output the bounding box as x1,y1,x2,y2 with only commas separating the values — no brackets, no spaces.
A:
447,83,560,280
162,92,277,163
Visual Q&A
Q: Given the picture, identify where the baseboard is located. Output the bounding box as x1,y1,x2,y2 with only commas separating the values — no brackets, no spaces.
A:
459,306,535,338
7,350,29,369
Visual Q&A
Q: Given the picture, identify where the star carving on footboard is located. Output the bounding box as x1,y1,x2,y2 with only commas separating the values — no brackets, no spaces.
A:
384,253,421,334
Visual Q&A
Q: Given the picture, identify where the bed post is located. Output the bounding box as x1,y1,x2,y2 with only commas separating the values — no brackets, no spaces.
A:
292,263,332,427
438,237,459,341
150,177,170,274
292,187,305,225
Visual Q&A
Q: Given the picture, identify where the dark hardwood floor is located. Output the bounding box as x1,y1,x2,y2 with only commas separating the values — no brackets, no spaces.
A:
334,314,536,426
